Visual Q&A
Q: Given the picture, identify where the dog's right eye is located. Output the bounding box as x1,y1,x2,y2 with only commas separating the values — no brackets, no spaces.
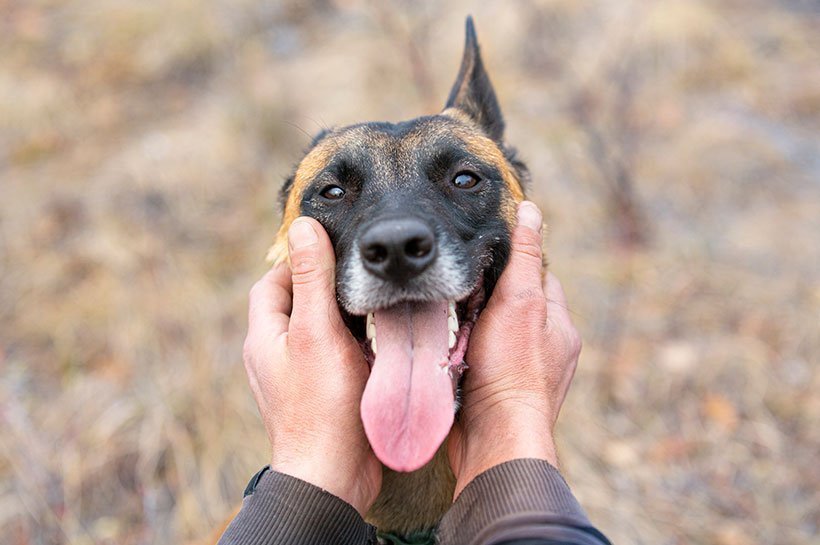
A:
452,171,480,189
319,185,345,201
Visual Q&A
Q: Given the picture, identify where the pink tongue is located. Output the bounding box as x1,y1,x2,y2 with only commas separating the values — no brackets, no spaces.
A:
360,301,454,472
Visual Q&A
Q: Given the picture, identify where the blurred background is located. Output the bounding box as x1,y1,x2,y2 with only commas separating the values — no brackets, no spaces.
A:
1,0,818,543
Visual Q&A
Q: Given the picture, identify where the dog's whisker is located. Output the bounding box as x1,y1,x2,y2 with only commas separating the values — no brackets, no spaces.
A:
285,120,315,141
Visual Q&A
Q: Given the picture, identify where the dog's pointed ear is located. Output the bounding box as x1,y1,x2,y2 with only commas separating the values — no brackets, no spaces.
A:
444,16,504,141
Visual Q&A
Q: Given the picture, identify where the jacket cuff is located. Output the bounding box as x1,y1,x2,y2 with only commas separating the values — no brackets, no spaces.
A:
218,469,377,545
437,459,604,545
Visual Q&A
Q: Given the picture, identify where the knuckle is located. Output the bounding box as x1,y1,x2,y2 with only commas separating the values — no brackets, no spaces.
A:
291,263,332,292
513,230,543,261
248,279,265,302
290,252,322,279
568,329,582,359
242,335,257,366
516,243,543,264
242,338,260,381
547,317,582,360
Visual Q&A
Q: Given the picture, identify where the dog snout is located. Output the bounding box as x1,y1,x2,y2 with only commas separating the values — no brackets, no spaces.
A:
358,217,436,282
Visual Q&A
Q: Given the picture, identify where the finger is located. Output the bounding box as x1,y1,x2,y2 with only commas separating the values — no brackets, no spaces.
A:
543,271,570,317
543,271,582,363
287,217,343,332
493,201,544,303
248,264,293,337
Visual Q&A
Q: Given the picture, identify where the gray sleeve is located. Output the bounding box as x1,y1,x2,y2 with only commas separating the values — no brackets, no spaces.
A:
436,459,611,545
217,468,377,545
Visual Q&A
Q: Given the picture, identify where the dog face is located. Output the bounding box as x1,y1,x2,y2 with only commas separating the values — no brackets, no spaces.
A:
269,18,527,472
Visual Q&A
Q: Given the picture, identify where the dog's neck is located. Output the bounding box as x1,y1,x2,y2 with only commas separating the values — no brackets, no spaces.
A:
366,444,455,536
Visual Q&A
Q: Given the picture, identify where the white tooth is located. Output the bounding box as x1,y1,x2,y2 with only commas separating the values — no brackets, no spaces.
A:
448,301,456,316
448,330,456,349
448,315,458,332
366,313,375,339
371,337,377,355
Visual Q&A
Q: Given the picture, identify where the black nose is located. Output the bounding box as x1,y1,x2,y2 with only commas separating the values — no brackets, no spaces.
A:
358,217,436,281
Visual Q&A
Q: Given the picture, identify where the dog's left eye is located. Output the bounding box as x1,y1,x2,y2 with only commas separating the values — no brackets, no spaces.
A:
320,185,345,200
452,172,480,189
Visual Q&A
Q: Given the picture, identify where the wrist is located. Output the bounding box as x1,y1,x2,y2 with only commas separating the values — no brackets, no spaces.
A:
453,405,557,498
271,456,373,516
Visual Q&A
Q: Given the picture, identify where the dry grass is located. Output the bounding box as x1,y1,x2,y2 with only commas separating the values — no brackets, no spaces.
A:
1,1,818,543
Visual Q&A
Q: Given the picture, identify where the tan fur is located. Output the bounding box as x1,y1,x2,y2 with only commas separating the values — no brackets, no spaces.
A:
366,444,456,534
207,451,454,543
442,107,526,206
265,140,338,264
461,133,524,227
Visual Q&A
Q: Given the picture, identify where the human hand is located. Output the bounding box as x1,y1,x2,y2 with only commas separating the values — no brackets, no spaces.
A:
448,201,581,498
242,217,381,515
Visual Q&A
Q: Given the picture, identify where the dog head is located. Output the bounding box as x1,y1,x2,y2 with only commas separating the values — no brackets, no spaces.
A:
269,17,528,472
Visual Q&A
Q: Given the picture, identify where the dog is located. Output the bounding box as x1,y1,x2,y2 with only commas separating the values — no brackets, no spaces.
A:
266,16,528,537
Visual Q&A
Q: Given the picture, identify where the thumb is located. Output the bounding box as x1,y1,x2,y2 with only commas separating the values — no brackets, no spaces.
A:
287,217,341,330
493,201,544,303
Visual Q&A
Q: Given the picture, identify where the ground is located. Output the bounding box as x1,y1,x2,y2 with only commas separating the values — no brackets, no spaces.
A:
1,1,818,544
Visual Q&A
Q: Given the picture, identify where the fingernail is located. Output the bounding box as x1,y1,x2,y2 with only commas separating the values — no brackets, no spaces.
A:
288,218,318,249
517,201,542,232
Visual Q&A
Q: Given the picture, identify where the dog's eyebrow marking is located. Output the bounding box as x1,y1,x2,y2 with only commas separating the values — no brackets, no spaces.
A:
461,135,524,199
459,133,524,227
426,147,464,180
326,156,367,189
267,140,338,263
439,110,525,203
424,145,500,183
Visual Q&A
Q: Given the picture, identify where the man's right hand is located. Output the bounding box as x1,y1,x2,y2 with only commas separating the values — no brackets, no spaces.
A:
243,217,382,516
447,201,582,499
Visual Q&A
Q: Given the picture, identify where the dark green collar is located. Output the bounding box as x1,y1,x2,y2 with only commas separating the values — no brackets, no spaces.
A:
377,528,436,545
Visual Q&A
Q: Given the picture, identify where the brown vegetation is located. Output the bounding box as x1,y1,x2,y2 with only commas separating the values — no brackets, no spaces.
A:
1,1,818,543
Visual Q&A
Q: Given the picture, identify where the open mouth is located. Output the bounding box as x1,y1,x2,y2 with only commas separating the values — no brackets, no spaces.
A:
353,277,486,473
360,277,484,379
